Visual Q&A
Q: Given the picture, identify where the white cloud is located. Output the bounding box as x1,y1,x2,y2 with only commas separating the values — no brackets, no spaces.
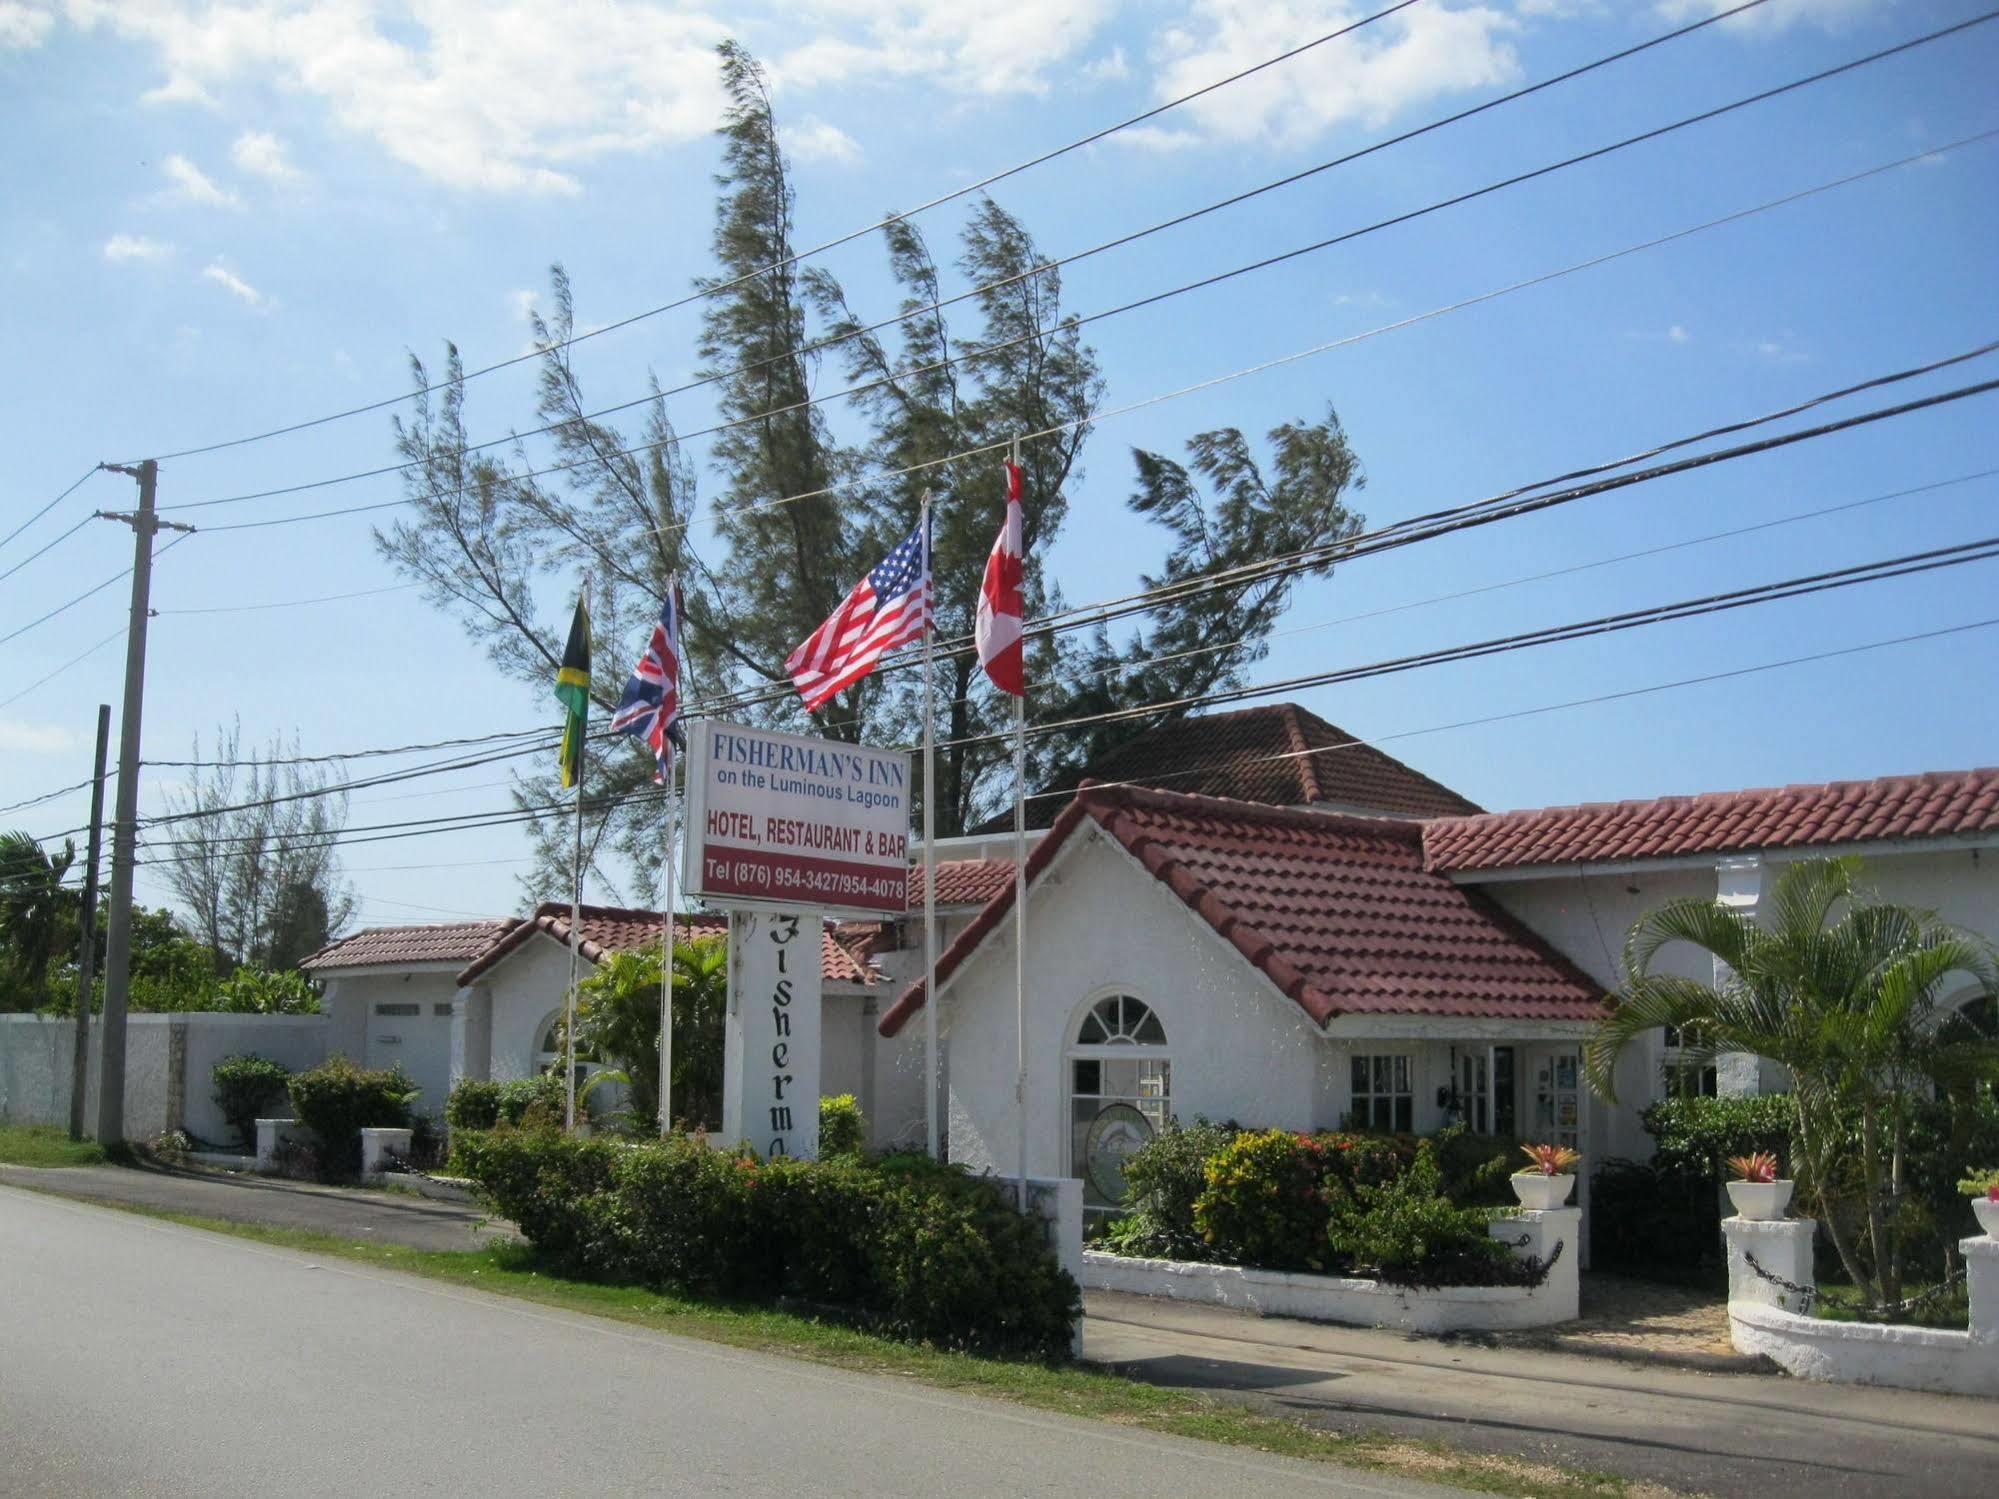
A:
0,721,74,754
0,1,52,49
775,1,1117,95
1149,2,1522,148
102,232,174,261
1654,0,1890,33
788,116,861,164
231,128,300,182
69,0,736,196
1083,45,1129,80
162,153,239,207
201,260,274,309
1667,323,1690,344
1111,124,1203,152
508,287,541,322
1741,335,1808,363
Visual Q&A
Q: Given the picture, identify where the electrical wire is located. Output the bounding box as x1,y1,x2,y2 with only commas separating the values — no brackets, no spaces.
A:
0,468,100,556
123,0,1427,467
0,626,126,712
0,517,93,587
163,0,1783,513
0,532,191,650
156,581,418,617
185,127,1999,545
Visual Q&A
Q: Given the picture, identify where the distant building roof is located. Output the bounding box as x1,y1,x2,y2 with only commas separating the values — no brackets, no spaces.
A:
983,702,1479,832
1423,767,1999,874
882,784,1602,1038
302,919,518,972
909,858,1017,908
454,902,872,986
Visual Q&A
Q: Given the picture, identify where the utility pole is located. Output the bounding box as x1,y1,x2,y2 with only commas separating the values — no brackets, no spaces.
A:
93,460,190,1144
66,703,111,1142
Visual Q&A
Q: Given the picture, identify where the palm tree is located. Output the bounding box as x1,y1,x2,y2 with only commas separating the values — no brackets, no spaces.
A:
1586,856,1999,1308
0,831,79,1003
570,935,729,1130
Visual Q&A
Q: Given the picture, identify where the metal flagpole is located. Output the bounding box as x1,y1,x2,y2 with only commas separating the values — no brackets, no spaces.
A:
1011,437,1029,1204
661,574,679,1139
565,576,589,1133
920,492,940,1159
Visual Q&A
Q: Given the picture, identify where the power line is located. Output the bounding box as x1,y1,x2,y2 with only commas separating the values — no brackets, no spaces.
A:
0,626,125,712
0,467,100,556
0,517,93,587
165,0,1783,514
124,0,1427,467
117,533,1999,855
187,126,1999,547
0,532,191,650
156,581,418,617
0,775,102,820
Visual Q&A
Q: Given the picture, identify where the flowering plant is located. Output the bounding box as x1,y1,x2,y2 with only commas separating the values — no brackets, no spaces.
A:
1726,1151,1781,1184
1958,1168,1999,1201
1515,1143,1581,1177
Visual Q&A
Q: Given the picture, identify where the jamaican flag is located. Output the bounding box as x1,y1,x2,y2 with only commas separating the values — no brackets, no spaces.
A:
554,595,591,789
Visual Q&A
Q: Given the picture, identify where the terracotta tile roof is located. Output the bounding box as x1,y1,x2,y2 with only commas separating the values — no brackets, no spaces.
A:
881,785,1602,1037
302,920,518,971
454,903,872,986
1423,768,1999,874
910,858,1016,908
983,702,1479,831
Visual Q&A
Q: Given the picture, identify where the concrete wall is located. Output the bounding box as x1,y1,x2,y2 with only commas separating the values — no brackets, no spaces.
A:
319,968,461,1118
940,827,1324,1181
0,1013,326,1145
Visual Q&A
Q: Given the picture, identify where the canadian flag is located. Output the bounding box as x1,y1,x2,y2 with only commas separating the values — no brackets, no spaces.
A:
975,462,1026,697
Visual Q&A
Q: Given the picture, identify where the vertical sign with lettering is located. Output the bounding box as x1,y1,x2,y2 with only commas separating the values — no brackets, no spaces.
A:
721,908,822,1160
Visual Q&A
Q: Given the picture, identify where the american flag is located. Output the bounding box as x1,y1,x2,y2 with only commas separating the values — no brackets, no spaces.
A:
610,586,682,782
787,517,933,711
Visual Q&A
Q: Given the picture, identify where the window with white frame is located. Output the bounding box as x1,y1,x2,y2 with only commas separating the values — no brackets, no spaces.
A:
1350,1054,1412,1133
1068,995,1169,1220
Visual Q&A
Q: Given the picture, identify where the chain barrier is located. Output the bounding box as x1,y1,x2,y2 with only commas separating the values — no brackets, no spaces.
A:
1742,1250,1967,1320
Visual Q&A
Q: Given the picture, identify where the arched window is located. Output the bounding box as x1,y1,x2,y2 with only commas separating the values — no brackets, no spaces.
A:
534,1010,599,1075
1068,995,1170,1220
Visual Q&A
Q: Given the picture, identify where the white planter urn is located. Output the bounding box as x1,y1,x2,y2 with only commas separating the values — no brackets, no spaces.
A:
1973,1197,1999,1239
1726,1179,1795,1221
1511,1173,1575,1210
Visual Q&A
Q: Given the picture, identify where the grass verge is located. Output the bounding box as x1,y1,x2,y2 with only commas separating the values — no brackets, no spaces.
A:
14,1188,1680,1499
0,1123,106,1167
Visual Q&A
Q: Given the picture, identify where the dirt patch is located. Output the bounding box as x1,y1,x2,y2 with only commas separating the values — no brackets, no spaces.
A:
1484,1272,1757,1371
1363,1437,1691,1498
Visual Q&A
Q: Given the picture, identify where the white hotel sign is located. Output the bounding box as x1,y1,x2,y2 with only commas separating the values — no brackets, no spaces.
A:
682,719,912,917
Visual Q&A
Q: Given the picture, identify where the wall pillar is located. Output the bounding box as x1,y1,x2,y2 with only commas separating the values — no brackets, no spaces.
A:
993,1174,1084,1356
1965,1237,1999,1346
1490,1207,1580,1321
1723,1215,1815,1313
722,910,822,1160
360,1127,414,1185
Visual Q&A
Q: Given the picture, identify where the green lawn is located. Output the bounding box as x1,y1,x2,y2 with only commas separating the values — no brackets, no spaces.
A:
18,1192,1676,1499
1815,1279,1970,1331
0,1124,106,1167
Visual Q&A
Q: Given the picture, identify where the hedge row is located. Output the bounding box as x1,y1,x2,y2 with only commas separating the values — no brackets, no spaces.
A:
455,1128,1080,1360
1103,1121,1536,1286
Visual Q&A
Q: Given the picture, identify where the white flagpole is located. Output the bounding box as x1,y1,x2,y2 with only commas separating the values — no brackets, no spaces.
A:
660,575,679,1139
920,492,941,1160
565,575,590,1133
1010,438,1028,1204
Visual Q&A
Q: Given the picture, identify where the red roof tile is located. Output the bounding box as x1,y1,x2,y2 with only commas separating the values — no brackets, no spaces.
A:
880,785,1602,1037
302,920,518,971
1423,768,1999,874
454,903,873,986
978,703,1480,832
910,858,1016,907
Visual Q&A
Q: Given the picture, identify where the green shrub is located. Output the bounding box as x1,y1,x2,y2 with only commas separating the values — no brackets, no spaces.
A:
497,1074,567,1128
1643,1094,1793,1179
457,1129,1079,1359
1192,1129,1335,1271
1111,1117,1241,1258
1430,1127,1527,1208
286,1056,417,1178
1329,1141,1528,1287
209,1054,292,1149
212,966,320,1014
445,1079,503,1132
818,1094,867,1158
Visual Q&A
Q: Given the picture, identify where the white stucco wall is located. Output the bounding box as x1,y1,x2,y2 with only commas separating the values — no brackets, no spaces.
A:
938,826,1327,1182
486,936,582,1083
176,1014,329,1143
318,966,462,1116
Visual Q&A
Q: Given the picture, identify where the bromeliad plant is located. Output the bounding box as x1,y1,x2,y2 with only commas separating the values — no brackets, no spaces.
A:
1516,1143,1581,1177
1961,1169,1999,1202
1727,1151,1782,1184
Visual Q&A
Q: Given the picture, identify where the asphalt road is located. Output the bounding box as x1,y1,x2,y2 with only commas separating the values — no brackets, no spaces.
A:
0,1187,1457,1499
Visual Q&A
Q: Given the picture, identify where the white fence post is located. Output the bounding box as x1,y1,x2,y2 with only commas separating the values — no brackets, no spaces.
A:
995,1173,1084,1356
1966,1237,1998,1346
1723,1216,1816,1314
360,1127,414,1185
1489,1206,1580,1322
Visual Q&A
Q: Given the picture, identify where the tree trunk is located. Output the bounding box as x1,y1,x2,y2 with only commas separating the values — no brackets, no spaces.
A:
1859,1101,1893,1309
1803,1094,1877,1304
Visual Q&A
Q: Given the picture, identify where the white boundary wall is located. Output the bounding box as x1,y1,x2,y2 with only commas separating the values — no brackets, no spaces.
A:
1084,1207,1580,1333
0,1013,326,1144
1723,1216,1999,1397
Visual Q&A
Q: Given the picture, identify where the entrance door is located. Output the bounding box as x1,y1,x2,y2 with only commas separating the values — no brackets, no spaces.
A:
1531,1047,1582,1152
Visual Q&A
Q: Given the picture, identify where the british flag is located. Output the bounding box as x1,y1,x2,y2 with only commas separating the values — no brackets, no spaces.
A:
610,585,683,782
787,517,933,711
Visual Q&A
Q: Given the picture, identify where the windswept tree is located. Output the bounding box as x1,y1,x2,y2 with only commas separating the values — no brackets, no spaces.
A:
1585,857,1999,1309
0,831,79,1007
377,38,1371,892
155,722,356,970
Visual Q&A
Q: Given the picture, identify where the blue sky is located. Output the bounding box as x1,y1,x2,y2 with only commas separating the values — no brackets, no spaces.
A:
1,0,1995,929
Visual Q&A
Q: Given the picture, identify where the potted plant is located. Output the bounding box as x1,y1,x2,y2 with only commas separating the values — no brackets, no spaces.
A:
1511,1143,1580,1209
1724,1151,1794,1221
1961,1169,1999,1239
